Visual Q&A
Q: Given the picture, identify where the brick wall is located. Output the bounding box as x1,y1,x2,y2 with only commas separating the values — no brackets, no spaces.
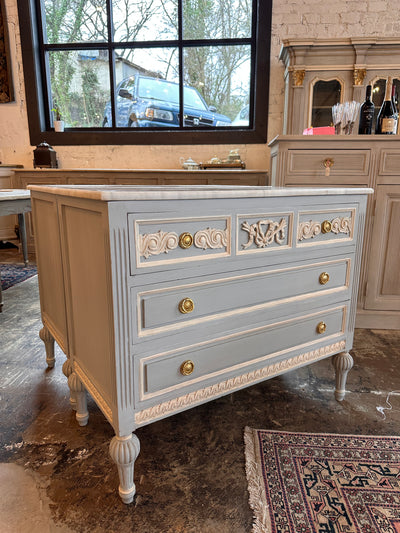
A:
0,0,396,169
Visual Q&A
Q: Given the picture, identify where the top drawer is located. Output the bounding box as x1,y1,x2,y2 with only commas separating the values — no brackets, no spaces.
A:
130,214,231,270
285,149,371,185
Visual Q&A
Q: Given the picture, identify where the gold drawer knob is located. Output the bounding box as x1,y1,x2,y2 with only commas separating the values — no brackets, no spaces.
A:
319,272,330,285
180,360,194,376
316,321,327,334
321,220,332,234
179,232,193,249
178,298,194,314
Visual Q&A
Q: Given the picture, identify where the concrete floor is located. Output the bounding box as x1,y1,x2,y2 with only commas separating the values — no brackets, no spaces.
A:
1,246,400,532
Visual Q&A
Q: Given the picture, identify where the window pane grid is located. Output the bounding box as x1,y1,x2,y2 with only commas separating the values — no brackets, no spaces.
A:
19,0,270,143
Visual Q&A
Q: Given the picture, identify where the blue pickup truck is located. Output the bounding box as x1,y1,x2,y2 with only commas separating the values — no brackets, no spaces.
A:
103,75,232,128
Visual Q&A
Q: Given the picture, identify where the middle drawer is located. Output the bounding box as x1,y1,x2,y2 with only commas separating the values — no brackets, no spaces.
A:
136,258,351,336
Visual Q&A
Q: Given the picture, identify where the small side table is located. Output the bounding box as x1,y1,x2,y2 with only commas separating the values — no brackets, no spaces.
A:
0,189,31,311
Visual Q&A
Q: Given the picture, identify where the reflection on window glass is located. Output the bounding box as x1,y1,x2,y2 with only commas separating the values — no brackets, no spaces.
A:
49,50,110,127
183,45,251,125
106,48,179,128
113,0,177,41
32,0,266,137
311,79,341,128
183,0,252,39
43,0,108,44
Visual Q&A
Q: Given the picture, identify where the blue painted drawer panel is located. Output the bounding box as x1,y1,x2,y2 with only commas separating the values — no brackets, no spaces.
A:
137,258,351,335
140,305,347,399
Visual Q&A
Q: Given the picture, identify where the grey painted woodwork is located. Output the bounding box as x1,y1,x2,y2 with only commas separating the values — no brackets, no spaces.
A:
269,135,400,329
0,189,31,312
29,184,371,504
279,38,400,135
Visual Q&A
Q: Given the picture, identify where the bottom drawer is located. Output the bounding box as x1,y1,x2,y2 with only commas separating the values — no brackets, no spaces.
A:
139,305,347,400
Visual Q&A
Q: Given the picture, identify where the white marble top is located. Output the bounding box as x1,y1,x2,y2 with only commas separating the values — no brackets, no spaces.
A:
28,184,374,201
0,189,31,201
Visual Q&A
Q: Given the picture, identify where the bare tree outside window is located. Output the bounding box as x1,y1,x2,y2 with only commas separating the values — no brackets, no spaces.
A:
17,0,271,144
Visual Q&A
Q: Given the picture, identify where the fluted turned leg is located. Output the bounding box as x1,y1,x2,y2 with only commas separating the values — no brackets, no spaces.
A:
62,358,77,410
39,325,55,368
332,351,354,401
109,433,141,504
68,372,89,426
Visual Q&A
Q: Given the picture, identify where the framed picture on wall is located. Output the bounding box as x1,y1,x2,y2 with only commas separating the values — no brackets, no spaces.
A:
0,0,13,103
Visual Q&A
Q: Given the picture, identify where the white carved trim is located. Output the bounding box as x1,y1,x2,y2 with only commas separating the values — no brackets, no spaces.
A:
298,216,352,242
241,218,287,249
139,230,179,258
135,341,346,426
194,228,228,249
74,361,113,424
331,216,351,235
297,221,321,241
138,227,229,258
42,315,67,354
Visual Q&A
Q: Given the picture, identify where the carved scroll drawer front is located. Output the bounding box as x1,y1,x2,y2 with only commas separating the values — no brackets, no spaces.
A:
297,208,355,246
237,212,293,254
137,259,351,336
139,305,347,399
286,149,370,182
130,215,231,270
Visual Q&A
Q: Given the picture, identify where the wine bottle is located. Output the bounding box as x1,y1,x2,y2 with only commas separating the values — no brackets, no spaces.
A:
375,78,398,134
392,83,398,120
358,85,374,134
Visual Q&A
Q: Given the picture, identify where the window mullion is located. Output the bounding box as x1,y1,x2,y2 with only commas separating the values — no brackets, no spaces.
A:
178,0,183,128
107,0,117,129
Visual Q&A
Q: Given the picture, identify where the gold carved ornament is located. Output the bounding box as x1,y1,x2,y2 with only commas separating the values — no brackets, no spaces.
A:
293,69,305,87
353,68,367,86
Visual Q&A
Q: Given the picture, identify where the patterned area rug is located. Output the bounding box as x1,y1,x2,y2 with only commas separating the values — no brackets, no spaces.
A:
0,263,37,290
244,427,400,533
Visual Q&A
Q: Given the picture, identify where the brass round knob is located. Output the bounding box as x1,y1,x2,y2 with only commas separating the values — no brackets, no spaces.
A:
178,298,194,314
319,272,330,285
180,360,194,376
321,220,332,234
179,232,193,249
316,321,327,334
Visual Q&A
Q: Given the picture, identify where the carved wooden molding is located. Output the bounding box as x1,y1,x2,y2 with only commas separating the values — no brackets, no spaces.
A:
194,228,228,249
353,68,367,86
139,227,228,258
135,341,346,425
139,230,179,259
241,218,287,249
293,69,305,87
331,216,351,234
298,217,351,241
74,361,113,424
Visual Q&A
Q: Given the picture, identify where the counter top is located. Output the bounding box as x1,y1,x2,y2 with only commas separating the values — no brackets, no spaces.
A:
28,184,374,201
0,189,31,201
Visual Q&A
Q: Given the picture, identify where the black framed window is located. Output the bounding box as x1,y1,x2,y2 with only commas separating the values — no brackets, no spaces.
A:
18,0,271,145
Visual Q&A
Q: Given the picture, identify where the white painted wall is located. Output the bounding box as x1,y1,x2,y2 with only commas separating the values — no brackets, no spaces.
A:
0,0,395,170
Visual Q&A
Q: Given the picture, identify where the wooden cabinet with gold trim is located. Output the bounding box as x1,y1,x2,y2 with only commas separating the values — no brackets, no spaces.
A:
269,134,400,329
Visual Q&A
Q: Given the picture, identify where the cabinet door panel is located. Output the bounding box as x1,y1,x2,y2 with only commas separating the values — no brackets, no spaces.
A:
365,186,400,311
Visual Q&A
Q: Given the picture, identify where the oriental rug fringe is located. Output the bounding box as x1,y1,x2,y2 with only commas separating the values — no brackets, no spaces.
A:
0,263,37,290
244,427,400,533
